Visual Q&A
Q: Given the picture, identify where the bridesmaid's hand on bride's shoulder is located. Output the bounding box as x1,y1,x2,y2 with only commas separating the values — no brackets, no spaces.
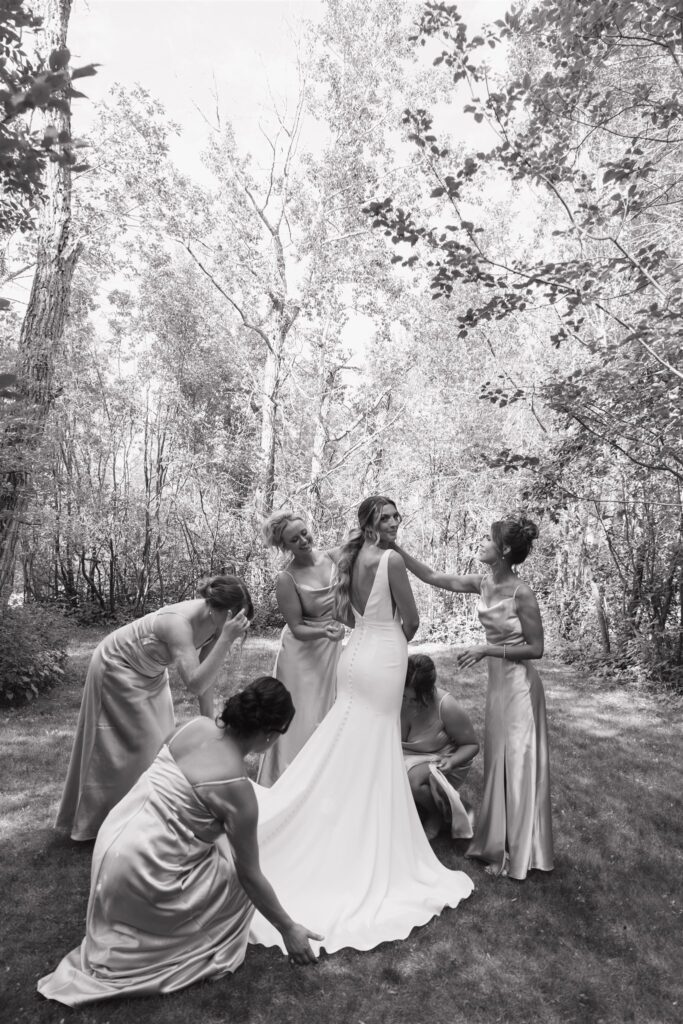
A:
282,922,323,965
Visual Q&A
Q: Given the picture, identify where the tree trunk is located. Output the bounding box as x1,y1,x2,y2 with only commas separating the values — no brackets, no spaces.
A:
258,308,301,518
590,579,611,655
0,0,81,606
307,326,337,524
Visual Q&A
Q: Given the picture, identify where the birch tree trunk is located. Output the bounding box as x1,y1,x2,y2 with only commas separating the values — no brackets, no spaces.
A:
259,342,282,519
0,0,81,605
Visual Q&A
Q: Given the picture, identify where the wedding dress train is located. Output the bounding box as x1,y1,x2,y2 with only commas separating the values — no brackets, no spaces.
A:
248,550,474,954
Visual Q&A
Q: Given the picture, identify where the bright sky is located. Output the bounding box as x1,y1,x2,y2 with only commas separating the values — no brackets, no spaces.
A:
69,0,511,179
70,1,325,177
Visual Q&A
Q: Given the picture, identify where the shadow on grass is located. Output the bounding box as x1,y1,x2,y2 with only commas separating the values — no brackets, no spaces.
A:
0,635,681,1023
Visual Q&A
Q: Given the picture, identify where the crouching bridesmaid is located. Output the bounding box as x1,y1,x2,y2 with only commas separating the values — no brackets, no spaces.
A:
39,677,322,1006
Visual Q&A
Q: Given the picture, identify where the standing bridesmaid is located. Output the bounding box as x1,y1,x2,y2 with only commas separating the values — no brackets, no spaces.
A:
393,515,553,881
258,512,345,786
56,575,253,841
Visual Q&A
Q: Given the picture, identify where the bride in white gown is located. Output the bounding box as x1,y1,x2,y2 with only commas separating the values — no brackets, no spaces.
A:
248,495,473,955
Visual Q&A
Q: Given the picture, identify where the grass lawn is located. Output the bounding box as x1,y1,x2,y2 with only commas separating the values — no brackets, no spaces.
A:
1,627,681,1024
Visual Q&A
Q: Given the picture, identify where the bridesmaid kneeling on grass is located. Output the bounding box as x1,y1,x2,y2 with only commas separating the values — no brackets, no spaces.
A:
402,653,479,841
258,511,345,786
39,677,321,1006
394,515,553,881
56,575,253,841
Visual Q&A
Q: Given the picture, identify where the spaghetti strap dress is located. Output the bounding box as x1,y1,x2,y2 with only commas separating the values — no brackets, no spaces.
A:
56,610,209,840
257,564,341,786
466,588,554,879
38,724,254,1005
402,691,475,839
248,550,473,954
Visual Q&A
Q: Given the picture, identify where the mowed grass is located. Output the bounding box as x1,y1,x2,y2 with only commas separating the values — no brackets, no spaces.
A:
1,628,682,1024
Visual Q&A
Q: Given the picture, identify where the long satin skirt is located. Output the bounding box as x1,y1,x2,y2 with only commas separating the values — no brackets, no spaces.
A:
467,657,553,879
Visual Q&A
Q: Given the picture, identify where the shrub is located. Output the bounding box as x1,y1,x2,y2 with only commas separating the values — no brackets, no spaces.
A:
0,606,70,707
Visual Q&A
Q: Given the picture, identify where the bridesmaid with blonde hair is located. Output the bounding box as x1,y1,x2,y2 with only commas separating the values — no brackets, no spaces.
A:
258,511,345,786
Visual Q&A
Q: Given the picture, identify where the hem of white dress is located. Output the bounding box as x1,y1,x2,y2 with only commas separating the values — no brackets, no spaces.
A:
248,885,475,956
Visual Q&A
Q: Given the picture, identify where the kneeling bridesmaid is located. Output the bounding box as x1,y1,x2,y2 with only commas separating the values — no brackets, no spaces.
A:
39,678,322,1006
402,654,479,840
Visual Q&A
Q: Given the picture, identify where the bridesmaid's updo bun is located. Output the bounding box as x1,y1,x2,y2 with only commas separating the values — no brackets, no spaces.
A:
262,511,306,551
197,575,255,619
218,676,295,737
491,515,539,566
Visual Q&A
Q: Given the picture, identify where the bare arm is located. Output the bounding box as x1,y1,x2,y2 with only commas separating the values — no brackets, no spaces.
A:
387,550,420,641
437,695,479,770
456,585,544,669
276,572,344,642
197,687,215,719
206,783,322,963
392,543,482,594
162,611,250,698
196,639,218,718
514,586,545,658
325,545,344,564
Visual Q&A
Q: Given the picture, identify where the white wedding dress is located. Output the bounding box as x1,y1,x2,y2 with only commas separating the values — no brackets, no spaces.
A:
248,550,473,954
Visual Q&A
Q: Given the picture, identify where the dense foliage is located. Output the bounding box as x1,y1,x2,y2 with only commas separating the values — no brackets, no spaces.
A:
0,603,68,705
0,0,96,244
365,0,683,686
0,0,680,689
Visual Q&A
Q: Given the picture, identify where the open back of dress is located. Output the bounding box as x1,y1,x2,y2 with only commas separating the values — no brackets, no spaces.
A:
249,550,473,954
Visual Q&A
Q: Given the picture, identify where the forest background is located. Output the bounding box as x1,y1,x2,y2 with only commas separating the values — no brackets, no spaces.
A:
1,0,682,704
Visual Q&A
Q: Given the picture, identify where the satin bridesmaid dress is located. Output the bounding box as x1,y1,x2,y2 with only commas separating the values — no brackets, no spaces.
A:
467,588,554,880
39,727,254,1005
402,689,475,839
257,565,341,786
56,610,212,841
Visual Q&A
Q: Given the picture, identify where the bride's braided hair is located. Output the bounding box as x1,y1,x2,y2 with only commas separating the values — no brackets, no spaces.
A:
334,494,398,622
218,676,294,737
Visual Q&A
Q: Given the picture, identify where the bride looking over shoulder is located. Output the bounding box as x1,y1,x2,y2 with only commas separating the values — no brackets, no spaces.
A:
249,494,473,956
334,497,419,640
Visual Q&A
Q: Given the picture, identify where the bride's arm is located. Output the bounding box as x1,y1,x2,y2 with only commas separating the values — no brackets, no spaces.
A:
386,550,419,641
391,543,482,594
